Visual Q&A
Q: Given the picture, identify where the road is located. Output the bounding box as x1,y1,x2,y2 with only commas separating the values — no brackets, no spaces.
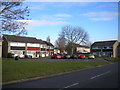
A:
6,58,111,62
3,62,119,89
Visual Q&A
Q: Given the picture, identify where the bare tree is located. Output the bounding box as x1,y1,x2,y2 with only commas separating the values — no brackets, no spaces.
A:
55,36,67,53
0,1,30,36
59,25,89,54
46,36,50,43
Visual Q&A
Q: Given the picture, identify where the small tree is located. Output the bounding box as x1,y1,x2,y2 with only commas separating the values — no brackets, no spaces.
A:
0,1,30,36
59,25,89,54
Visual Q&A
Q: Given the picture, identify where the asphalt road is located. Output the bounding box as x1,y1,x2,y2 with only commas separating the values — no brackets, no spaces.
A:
3,62,119,89
6,58,111,62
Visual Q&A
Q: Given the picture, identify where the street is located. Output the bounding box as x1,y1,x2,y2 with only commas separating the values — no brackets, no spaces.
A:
3,62,119,89
6,58,111,62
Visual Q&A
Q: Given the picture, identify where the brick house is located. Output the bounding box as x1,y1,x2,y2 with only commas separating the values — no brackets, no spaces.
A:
2,35,54,58
91,40,119,57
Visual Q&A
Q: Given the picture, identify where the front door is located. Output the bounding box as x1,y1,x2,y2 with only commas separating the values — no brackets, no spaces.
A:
36,52,40,57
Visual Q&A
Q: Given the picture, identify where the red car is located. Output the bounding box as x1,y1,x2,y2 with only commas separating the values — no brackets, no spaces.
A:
78,55,86,59
51,54,62,59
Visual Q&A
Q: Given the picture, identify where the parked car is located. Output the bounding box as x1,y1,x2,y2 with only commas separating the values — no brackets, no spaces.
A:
7,53,15,58
25,55,32,58
88,54,95,59
51,54,62,59
70,54,78,59
78,54,86,59
62,54,71,59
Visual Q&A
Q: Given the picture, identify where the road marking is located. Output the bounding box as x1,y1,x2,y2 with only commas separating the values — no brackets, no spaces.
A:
64,83,79,88
90,71,111,79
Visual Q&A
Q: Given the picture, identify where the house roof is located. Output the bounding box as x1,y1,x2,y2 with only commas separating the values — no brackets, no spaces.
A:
37,39,54,46
73,43,90,48
92,40,118,47
67,42,90,48
3,35,54,47
3,35,40,43
37,39,46,44
43,41,54,47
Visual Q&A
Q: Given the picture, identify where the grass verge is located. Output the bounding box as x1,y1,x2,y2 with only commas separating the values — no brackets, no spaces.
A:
2,59,110,83
97,57,120,62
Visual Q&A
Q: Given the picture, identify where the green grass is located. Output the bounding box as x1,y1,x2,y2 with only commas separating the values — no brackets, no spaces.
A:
2,59,110,83
97,57,120,62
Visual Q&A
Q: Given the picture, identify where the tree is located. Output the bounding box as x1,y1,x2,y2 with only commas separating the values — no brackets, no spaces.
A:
55,36,67,53
46,36,50,43
0,1,30,36
59,25,89,54
65,42,76,54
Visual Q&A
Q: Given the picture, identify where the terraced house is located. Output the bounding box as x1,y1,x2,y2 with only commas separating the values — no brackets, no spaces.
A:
2,35,54,58
91,40,119,57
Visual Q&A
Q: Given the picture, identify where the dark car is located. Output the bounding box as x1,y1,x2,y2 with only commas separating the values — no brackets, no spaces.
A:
51,54,62,59
70,54,78,59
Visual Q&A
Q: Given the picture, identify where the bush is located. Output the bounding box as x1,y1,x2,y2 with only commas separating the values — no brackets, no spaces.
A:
7,53,14,58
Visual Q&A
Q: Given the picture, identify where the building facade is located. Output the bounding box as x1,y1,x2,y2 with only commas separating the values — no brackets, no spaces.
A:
54,48,60,54
91,40,119,57
76,45,90,53
118,42,120,57
2,35,54,58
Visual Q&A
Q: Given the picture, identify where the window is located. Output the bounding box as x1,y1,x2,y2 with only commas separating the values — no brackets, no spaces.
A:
92,47,98,49
41,48,46,51
104,47,107,49
27,51,35,54
10,51,18,54
103,52,105,55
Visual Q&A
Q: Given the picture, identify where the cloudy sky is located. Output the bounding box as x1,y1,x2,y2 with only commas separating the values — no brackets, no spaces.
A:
21,1,118,45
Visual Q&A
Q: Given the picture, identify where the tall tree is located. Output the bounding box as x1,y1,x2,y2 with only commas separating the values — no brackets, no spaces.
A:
59,25,89,54
55,36,66,53
0,1,30,36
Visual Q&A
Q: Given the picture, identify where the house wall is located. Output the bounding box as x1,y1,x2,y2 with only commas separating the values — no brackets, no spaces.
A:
2,35,54,58
77,47,90,53
26,43,40,58
118,44,120,57
54,49,60,54
91,41,119,58
10,42,26,58
91,43,113,57
113,41,119,58
40,44,47,57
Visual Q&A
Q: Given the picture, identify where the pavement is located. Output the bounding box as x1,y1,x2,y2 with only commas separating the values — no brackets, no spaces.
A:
2,61,119,89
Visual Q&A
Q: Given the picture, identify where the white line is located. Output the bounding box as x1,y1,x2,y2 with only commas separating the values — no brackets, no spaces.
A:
64,83,79,88
90,71,111,79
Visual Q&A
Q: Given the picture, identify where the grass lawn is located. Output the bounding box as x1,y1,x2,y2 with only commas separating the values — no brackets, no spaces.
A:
97,57,120,62
2,59,110,83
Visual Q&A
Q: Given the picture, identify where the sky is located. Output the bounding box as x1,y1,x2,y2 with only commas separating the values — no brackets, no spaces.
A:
20,1,118,45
